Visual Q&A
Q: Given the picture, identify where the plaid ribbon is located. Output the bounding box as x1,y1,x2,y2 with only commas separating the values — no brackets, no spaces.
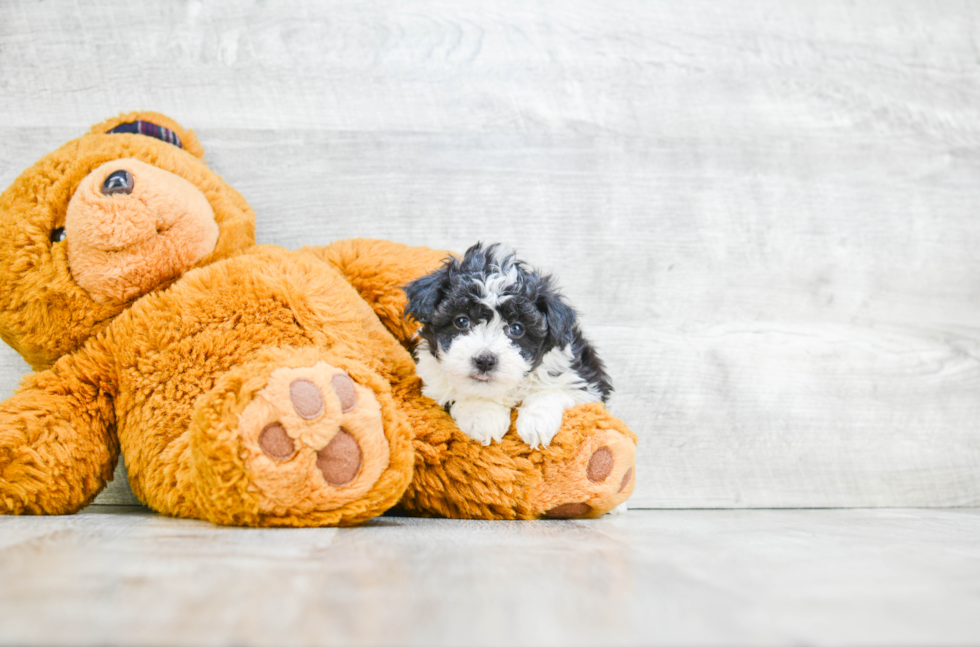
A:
107,120,183,149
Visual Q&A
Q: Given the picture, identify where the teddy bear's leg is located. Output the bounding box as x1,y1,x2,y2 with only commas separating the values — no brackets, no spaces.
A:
524,404,637,519
0,357,118,515
395,384,636,519
159,347,413,527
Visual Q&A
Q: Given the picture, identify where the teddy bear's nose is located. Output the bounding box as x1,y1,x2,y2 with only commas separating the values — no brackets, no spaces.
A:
101,170,134,196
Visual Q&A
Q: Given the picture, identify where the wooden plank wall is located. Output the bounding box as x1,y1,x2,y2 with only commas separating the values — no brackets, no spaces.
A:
1,1,978,508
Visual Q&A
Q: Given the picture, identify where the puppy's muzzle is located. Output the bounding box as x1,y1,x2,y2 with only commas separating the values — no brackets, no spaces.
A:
471,352,497,379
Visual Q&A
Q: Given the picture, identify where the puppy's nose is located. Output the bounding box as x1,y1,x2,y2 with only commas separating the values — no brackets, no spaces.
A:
102,169,134,195
472,353,497,373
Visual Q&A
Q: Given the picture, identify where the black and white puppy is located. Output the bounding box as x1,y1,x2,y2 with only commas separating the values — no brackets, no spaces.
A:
404,243,612,448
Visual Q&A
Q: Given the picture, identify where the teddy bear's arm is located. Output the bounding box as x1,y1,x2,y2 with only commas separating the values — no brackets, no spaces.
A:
0,350,118,515
301,239,450,347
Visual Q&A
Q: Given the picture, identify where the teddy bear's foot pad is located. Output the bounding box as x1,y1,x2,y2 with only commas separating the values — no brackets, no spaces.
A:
316,429,362,486
239,362,389,514
255,372,364,486
535,428,636,519
257,421,365,488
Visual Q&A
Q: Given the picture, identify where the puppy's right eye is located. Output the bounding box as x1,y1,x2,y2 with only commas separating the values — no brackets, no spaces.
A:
50,227,67,243
454,316,470,330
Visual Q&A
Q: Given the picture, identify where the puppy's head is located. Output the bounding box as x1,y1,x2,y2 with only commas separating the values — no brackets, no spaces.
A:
404,243,575,397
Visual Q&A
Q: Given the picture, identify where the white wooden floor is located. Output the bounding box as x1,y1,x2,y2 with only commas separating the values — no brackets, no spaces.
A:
0,508,977,646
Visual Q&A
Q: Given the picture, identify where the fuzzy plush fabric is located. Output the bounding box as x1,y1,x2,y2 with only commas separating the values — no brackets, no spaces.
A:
0,111,253,371
66,158,220,303
0,113,637,525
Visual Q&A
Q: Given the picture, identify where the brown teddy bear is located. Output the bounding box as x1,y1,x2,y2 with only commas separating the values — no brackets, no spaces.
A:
0,112,637,526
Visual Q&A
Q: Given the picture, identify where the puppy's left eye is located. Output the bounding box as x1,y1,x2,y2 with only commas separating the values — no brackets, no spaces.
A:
50,227,67,243
454,316,470,330
507,322,525,338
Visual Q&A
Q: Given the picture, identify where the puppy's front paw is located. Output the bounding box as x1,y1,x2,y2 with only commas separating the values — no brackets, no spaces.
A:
451,399,512,445
516,399,566,449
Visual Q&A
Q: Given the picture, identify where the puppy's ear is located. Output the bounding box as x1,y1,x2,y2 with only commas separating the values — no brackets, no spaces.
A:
537,284,576,349
404,263,451,325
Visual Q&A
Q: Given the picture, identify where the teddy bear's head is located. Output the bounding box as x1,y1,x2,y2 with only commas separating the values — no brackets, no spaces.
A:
0,112,256,370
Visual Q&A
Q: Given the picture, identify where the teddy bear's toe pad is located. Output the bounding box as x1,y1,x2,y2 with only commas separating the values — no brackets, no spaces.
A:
619,467,633,492
289,379,325,419
239,362,389,515
259,423,295,459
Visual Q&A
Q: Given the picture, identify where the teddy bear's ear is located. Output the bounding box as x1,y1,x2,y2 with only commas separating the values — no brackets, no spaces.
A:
88,111,207,159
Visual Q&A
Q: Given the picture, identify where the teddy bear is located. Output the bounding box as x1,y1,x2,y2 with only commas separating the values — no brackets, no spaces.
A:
0,112,637,526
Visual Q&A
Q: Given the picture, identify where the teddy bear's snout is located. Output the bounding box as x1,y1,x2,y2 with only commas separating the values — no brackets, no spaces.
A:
65,158,220,303
75,178,168,255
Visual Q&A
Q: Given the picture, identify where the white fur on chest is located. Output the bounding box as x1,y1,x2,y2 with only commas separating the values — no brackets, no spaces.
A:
415,341,601,448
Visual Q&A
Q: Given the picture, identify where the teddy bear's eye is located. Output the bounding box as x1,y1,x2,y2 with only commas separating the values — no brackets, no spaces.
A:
50,227,66,243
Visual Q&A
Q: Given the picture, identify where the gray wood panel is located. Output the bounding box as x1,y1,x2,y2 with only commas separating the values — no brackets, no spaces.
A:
1,0,979,508
2,509,979,646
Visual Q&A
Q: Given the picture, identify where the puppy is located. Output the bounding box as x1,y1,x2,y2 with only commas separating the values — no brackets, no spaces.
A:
404,243,612,448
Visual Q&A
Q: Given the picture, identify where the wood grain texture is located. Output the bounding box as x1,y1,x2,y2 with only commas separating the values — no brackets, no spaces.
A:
1,1,979,508
1,509,979,646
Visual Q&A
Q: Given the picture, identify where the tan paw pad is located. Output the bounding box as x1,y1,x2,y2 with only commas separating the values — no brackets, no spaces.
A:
587,446,614,483
238,362,390,515
618,467,633,493
544,502,592,518
317,429,362,486
331,373,358,413
289,379,325,420
533,429,636,519
258,423,295,460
